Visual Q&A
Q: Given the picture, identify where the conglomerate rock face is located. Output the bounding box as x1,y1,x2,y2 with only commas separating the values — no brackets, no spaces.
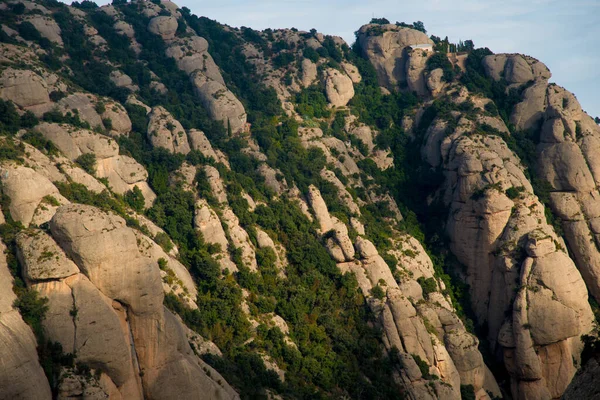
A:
419,85,595,399
1,1,599,399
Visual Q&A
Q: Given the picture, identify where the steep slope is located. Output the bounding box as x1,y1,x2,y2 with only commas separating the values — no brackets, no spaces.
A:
0,1,599,400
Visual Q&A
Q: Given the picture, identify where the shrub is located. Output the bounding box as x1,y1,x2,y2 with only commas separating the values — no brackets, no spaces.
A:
273,52,295,69
125,186,145,212
417,277,437,299
21,132,59,156
370,284,385,300
154,232,174,253
13,288,49,338
505,186,525,199
75,153,97,175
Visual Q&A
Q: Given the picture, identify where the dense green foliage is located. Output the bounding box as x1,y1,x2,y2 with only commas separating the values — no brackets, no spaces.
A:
75,153,97,175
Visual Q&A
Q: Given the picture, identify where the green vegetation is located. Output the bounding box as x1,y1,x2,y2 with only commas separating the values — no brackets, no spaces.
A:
0,100,38,134
417,277,437,299
75,153,97,175
295,86,331,119
460,384,477,400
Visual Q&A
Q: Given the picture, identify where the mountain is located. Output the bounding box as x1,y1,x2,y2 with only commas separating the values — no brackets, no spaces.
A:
0,1,598,399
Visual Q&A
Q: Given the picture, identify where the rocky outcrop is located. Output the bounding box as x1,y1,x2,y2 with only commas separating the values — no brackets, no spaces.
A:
96,155,156,208
0,164,69,226
25,16,63,44
147,106,191,154
147,16,178,40
34,122,119,160
192,74,248,134
301,58,317,87
188,128,219,160
421,89,594,398
0,241,53,400
324,68,354,107
482,54,552,131
308,184,500,399
161,33,248,134
356,24,433,90
57,93,105,130
39,204,240,400
0,67,50,110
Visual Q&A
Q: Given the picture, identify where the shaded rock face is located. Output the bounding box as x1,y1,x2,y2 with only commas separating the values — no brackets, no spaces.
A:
356,24,432,91
9,204,240,400
307,185,501,400
485,53,600,344
420,88,594,399
0,240,53,400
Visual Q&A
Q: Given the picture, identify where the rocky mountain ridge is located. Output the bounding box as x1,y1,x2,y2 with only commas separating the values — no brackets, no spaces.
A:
0,1,598,399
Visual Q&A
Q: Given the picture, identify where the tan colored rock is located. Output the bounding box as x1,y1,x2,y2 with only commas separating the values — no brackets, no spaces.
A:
307,185,333,233
147,16,178,40
25,16,63,44
191,74,248,134
257,163,287,195
188,129,219,160
114,20,135,38
341,61,361,83
166,36,224,84
426,68,445,97
16,229,79,283
60,163,106,193
301,58,317,87
147,106,191,154
324,68,354,107
406,49,429,96
0,68,50,109
0,164,68,226
95,155,156,208
222,207,257,271
102,101,132,136
357,24,432,90
0,242,53,400
204,165,228,204
49,204,239,399
194,199,228,251
58,93,105,129
34,122,119,160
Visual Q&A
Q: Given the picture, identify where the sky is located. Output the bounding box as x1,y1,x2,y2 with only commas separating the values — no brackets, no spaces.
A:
86,0,600,118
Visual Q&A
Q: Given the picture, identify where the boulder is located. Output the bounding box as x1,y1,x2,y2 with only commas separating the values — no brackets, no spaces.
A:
58,93,105,130
147,16,178,40
194,199,228,251
16,229,79,283
301,58,317,87
188,129,219,161
191,74,247,134
34,122,119,160
0,165,67,226
25,16,63,44
0,68,50,109
324,68,354,107
147,106,191,154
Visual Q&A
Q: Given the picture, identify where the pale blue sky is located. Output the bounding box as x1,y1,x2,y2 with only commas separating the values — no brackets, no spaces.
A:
85,0,600,119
